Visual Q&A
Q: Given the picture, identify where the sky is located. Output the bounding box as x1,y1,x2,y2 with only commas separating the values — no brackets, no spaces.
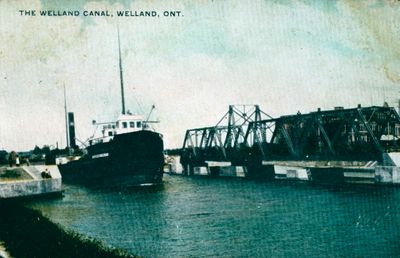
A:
0,0,399,151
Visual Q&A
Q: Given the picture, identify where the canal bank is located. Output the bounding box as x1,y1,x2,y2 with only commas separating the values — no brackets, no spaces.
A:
0,241,11,258
0,201,138,258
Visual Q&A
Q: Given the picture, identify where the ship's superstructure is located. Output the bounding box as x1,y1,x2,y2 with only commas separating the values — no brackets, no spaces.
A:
90,114,144,145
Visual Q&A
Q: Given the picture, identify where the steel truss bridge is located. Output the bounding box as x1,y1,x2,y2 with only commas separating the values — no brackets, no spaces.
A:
181,105,272,166
181,105,400,167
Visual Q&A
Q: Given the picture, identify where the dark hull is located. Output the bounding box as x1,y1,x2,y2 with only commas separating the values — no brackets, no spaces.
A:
58,130,164,188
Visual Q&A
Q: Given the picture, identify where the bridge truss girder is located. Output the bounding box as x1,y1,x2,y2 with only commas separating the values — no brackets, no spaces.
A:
245,106,400,162
181,105,272,164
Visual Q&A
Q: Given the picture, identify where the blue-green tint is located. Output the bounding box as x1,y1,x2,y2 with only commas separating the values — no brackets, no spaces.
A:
29,175,400,257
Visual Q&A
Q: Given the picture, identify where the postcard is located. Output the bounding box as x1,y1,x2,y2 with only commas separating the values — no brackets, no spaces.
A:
1,1,399,257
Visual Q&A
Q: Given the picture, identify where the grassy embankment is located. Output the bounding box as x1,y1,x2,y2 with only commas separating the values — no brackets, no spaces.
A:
0,167,33,181
0,201,139,258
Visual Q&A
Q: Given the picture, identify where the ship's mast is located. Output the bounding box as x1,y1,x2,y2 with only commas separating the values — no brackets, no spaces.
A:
117,27,126,115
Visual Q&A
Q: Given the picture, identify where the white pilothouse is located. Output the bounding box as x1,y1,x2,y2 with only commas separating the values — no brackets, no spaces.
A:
90,114,145,145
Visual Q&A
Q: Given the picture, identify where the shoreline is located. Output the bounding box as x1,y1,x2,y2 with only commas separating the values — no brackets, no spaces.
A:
0,241,11,258
0,201,139,258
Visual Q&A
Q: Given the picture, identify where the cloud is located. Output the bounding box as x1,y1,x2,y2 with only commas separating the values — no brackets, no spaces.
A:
0,0,399,151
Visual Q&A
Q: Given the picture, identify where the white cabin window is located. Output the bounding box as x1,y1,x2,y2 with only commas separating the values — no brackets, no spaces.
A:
122,122,127,128
137,121,142,128
130,122,135,128
108,131,113,136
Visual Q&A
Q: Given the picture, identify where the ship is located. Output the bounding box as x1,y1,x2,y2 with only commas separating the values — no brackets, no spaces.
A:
57,29,164,188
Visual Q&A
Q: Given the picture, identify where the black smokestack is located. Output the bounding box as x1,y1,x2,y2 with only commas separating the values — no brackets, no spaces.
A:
68,112,77,149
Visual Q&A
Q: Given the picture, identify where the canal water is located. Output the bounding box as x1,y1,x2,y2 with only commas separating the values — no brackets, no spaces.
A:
28,174,400,257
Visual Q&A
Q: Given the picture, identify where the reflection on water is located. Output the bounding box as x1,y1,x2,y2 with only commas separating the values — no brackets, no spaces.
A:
28,175,400,257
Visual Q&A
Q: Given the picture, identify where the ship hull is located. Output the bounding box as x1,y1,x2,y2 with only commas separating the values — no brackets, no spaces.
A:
58,130,164,188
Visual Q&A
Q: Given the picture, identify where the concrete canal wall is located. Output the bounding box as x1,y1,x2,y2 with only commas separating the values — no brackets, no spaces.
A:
273,165,309,180
175,159,400,186
164,155,183,174
0,165,61,199
186,162,246,177
375,166,400,184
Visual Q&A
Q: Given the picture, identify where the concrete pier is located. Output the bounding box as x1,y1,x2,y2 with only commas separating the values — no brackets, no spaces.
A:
375,166,400,184
205,162,246,177
273,165,309,181
174,154,400,186
193,166,208,175
164,155,184,174
343,167,375,184
0,165,62,199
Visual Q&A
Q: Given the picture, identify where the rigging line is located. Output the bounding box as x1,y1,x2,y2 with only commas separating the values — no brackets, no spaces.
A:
132,93,145,114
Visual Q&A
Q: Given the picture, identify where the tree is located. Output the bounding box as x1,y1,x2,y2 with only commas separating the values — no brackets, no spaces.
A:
0,150,8,164
32,145,41,155
41,145,50,155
